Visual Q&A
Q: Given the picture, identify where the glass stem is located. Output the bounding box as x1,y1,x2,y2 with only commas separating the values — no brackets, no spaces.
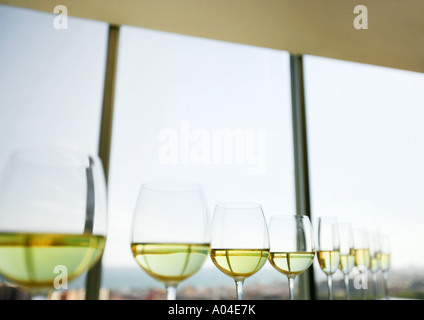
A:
166,284,177,300
383,271,389,300
327,275,333,300
361,271,366,300
344,273,350,300
288,277,295,300
372,272,378,300
235,279,244,300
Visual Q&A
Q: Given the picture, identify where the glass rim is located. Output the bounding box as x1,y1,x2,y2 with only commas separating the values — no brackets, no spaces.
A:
215,202,262,209
141,180,202,192
269,214,310,219
7,146,99,169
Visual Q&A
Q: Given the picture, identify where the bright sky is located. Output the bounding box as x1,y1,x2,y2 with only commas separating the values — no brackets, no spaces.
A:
1,4,424,275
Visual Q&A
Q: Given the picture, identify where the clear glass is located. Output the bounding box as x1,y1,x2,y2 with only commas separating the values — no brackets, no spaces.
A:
369,228,382,299
0,147,108,298
130,180,210,300
380,234,391,300
268,215,315,300
353,228,370,300
210,203,269,300
317,216,340,300
338,222,355,300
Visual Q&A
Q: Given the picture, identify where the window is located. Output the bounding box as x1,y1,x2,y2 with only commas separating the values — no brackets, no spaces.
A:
102,26,295,299
305,55,424,299
0,5,108,297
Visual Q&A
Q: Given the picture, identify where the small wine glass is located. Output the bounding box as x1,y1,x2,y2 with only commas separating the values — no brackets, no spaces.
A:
353,228,370,300
210,202,269,300
317,216,340,300
131,180,210,300
380,233,391,300
0,147,107,298
369,228,382,299
268,215,315,300
338,222,355,300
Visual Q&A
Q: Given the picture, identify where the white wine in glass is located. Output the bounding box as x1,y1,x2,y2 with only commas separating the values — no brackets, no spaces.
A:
210,203,269,300
317,216,340,300
369,228,382,299
354,228,370,300
0,147,107,297
338,222,355,300
131,181,210,300
268,215,315,300
380,233,391,300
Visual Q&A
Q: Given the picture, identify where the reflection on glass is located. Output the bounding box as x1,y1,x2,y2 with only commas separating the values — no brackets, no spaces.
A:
0,147,107,297
268,215,315,300
131,181,210,300
210,203,269,300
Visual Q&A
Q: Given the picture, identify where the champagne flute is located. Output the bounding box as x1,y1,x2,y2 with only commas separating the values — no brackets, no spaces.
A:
131,180,210,300
317,216,340,300
369,229,382,299
0,147,107,298
210,203,269,300
268,215,315,300
380,233,391,300
338,222,355,300
354,228,370,300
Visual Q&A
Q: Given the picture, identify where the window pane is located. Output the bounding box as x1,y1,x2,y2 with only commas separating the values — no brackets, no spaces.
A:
0,5,107,160
0,5,108,298
103,26,294,299
305,55,424,299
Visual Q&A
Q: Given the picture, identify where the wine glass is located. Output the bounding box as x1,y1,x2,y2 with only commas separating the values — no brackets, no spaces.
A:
210,202,269,300
268,215,315,300
0,147,107,298
338,222,355,300
317,216,340,300
380,233,391,300
353,228,370,300
369,228,382,299
131,180,210,300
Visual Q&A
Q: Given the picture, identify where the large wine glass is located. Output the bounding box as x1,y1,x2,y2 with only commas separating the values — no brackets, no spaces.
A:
268,215,315,300
353,228,370,300
380,233,391,300
317,216,340,300
0,147,107,298
131,180,210,300
210,203,269,300
338,222,355,300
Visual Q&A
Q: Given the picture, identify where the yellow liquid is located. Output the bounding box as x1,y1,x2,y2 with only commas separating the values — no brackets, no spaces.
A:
317,250,340,275
131,243,210,286
339,249,355,274
210,248,269,281
0,232,105,288
355,248,371,269
268,251,314,278
370,252,382,272
380,253,390,272
339,254,355,274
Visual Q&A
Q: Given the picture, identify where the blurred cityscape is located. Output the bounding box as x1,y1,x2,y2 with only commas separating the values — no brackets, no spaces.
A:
1,266,423,300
